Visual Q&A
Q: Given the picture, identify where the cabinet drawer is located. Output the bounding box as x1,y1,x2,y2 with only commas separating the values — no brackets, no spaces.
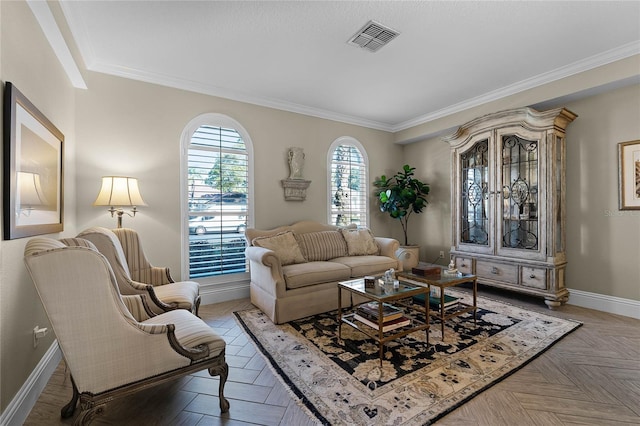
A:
456,257,473,274
476,260,518,284
521,267,547,289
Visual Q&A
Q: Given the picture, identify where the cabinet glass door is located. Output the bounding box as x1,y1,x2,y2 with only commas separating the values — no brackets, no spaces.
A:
500,135,539,250
459,139,489,246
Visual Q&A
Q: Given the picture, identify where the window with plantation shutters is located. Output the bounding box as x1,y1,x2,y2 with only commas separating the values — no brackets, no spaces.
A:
328,138,369,228
186,123,250,279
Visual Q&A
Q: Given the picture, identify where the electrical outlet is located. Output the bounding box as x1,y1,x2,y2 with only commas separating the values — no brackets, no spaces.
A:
33,326,49,348
439,250,445,259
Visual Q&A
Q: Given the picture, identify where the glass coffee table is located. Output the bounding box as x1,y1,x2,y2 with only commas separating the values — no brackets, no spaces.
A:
337,278,430,366
397,267,477,340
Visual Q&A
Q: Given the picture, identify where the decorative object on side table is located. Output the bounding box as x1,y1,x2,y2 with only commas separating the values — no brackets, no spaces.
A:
443,255,459,275
373,164,429,269
281,147,311,201
412,263,441,278
3,82,64,240
364,275,376,288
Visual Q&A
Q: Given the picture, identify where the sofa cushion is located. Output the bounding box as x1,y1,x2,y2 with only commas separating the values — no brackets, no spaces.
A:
340,228,379,256
282,261,351,290
296,230,348,261
252,231,306,266
330,255,398,277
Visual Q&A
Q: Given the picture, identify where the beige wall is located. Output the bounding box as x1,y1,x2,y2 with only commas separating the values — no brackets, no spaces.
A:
401,84,640,301
74,72,401,280
564,84,640,300
0,0,78,412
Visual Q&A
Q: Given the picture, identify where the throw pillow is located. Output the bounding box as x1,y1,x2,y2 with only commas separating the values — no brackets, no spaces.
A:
296,231,348,261
340,228,379,256
252,231,306,265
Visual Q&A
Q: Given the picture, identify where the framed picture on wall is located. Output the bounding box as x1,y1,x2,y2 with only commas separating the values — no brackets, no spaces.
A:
618,140,640,210
3,82,64,240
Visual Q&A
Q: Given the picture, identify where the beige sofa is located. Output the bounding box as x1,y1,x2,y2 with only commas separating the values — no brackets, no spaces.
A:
245,220,402,324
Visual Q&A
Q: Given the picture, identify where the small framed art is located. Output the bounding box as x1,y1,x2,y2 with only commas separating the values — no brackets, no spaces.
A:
3,82,64,239
618,140,640,210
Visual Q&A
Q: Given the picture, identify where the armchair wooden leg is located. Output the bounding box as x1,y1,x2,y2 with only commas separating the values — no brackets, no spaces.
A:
194,295,202,317
61,374,79,418
211,362,230,413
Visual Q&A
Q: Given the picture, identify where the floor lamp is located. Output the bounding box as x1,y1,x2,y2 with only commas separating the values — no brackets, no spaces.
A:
93,176,147,228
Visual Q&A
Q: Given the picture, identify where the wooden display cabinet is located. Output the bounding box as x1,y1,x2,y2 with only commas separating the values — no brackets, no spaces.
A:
443,107,577,309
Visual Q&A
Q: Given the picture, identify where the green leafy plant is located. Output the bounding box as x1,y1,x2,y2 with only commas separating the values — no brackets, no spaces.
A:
373,164,430,246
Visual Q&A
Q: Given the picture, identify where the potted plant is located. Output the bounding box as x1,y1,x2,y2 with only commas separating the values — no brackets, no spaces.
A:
373,164,430,269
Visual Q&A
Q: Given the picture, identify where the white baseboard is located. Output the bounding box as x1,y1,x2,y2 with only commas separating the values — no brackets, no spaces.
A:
567,288,640,320
1,341,62,426
199,281,250,306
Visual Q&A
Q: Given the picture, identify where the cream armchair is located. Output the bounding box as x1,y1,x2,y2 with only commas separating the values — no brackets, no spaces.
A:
111,227,175,285
77,227,201,315
24,238,229,425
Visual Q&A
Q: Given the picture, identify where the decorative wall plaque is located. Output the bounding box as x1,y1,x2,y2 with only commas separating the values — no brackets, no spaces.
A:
281,178,311,201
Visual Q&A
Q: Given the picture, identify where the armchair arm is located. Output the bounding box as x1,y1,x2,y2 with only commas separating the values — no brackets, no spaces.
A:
131,266,175,285
126,323,209,361
125,279,178,313
141,283,178,313
121,295,156,321
166,324,210,362
374,237,403,271
141,311,224,362
245,246,287,298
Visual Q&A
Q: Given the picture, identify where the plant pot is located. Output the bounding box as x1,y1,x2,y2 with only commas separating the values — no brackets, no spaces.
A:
395,245,420,270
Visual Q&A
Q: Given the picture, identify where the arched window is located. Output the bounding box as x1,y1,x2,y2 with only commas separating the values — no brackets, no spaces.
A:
181,114,253,280
327,137,369,228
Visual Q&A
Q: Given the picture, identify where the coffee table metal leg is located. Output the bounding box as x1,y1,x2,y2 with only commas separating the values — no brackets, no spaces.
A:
440,291,446,339
337,287,342,340
425,294,430,348
473,278,477,326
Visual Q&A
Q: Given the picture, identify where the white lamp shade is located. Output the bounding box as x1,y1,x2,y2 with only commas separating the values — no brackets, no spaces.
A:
18,171,48,207
93,176,147,207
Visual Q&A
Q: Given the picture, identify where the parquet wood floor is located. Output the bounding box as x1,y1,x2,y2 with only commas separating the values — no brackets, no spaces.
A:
23,287,640,425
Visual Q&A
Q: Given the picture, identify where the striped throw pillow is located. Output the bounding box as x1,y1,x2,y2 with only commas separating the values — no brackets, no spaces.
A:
296,231,348,261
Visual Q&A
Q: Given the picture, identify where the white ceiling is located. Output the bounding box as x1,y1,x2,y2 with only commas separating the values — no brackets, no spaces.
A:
58,1,640,132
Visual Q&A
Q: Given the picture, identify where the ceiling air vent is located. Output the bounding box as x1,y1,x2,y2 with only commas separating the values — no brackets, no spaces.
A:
348,20,399,53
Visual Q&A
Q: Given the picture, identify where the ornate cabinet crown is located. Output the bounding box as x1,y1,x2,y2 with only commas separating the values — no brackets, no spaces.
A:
443,107,577,309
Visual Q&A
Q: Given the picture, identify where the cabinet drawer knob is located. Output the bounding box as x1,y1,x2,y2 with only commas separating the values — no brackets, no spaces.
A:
491,266,499,274
461,263,467,268
529,274,536,279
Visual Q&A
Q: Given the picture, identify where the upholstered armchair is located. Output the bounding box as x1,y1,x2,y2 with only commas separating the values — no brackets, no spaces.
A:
77,227,201,315
24,238,229,425
111,227,175,285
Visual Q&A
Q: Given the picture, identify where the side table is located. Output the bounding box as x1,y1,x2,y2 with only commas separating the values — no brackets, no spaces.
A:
397,267,477,340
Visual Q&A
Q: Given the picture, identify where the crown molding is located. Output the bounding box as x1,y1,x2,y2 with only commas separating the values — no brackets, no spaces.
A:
392,41,640,133
43,4,640,133
91,40,639,134
87,61,396,132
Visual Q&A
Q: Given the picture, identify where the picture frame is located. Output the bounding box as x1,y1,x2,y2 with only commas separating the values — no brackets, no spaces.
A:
3,82,64,240
618,140,640,210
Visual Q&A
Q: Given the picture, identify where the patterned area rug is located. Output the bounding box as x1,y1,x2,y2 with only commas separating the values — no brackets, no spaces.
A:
234,290,581,425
